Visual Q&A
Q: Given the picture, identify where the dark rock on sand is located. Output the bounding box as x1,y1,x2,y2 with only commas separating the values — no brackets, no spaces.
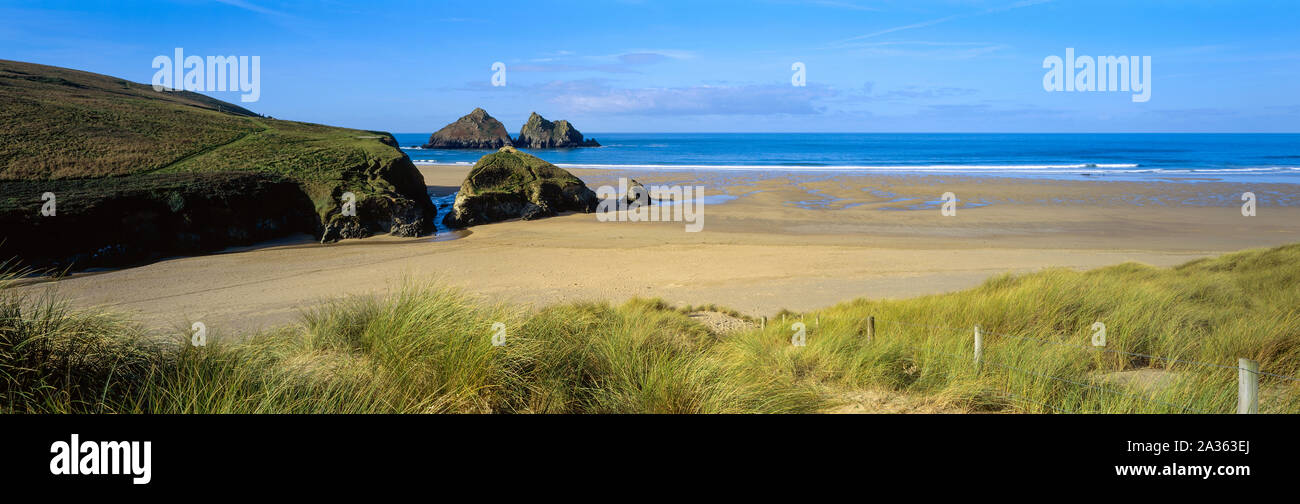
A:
423,108,514,149
0,173,319,271
626,178,653,205
443,146,598,228
514,112,600,149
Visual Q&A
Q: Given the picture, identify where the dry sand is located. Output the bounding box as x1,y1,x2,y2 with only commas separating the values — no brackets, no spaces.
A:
19,164,1300,340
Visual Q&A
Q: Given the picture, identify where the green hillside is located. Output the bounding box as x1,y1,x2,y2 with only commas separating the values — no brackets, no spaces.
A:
0,60,434,270
0,60,261,180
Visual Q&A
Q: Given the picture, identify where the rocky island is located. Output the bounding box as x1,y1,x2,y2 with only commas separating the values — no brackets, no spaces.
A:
515,112,601,148
422,109,599,149
421,107,514,149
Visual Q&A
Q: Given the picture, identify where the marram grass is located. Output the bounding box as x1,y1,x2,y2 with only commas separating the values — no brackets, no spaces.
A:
0,281,820,414
2,244,1299,414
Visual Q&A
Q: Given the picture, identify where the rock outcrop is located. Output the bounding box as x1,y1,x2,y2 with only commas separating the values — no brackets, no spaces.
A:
443,146,598,228
0,60,435,271
514,112,600,149
422,108,513,149
319,154,436,243
626,178,652,205
1,173,320,270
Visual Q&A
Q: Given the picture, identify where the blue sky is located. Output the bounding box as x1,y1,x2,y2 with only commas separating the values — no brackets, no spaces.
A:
3,0,1297,133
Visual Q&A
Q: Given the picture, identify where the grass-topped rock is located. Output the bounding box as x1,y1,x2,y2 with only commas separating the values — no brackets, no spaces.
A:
0,60,435,270
443,146,598,227
422,108,513,149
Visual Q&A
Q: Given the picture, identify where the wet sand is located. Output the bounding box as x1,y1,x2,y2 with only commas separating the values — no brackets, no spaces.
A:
20,164,1300,340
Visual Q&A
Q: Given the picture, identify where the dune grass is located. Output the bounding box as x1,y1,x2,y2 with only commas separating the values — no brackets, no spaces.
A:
2,244,1299,414
0,280,821,414
740,243,1300,414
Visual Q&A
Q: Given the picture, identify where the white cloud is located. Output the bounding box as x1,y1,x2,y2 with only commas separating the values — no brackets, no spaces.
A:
550,83,838,115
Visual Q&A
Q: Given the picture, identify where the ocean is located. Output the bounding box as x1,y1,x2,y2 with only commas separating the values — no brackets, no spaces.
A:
393,133,1300,183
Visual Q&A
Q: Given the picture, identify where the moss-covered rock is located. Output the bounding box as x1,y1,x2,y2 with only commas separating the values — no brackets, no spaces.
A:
514,112,600,149
443,146,598,227
422,108,513,149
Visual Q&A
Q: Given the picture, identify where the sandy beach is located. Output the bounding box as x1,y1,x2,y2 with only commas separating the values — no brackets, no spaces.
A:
19,165,1300,340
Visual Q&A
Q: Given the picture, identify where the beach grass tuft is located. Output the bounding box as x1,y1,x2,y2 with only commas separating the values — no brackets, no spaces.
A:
3,243,1299,414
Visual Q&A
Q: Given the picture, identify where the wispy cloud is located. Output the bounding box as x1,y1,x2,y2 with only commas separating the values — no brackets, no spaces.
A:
511,63,641,74
833,0,1051,44
844,14,961,42
511,50,689,74
833,40,1011,58
618,52,670,64
816,83,982,107
618,49,695,60
804,0,882,11
214,0,290,18
873,85,979,101
550,83,838,115
766,0,881,11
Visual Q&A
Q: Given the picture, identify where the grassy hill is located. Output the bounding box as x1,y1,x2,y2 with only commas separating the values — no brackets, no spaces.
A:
0,60,434,270
0,60,260,180
3,243,1296,414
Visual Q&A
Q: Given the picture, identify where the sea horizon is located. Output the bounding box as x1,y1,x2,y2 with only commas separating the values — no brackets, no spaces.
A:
395,132,1300,183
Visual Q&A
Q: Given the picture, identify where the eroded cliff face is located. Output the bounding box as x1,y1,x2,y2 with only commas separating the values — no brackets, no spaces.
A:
1,173,317,270
443,146,597,228
0,140,436,271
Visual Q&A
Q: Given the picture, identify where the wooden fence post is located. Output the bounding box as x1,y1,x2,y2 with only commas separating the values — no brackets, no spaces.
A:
973,325,983,373
867,315,875,342
1238,358,1259,414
